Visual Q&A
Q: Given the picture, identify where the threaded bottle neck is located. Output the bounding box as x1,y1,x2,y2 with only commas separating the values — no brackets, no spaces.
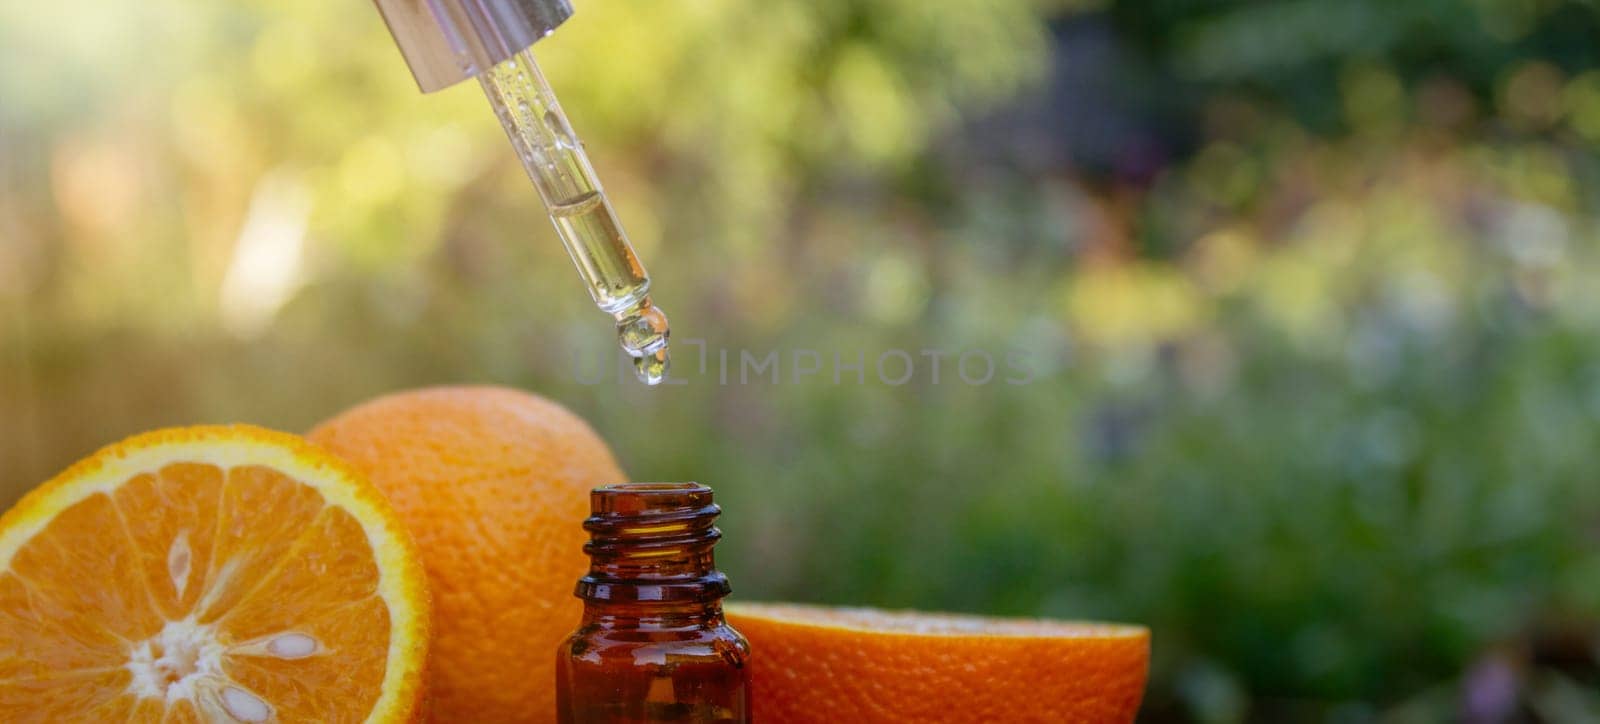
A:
576,482,731,606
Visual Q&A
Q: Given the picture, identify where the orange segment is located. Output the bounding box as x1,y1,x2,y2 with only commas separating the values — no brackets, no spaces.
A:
0,669,133,720
113,466,224,620
0,426,429,723
0,573,128,680
194,466,325,622
7,491,164,642
725,602,1151,724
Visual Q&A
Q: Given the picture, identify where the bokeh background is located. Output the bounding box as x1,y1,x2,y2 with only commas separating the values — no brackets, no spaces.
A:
5,0,1600,720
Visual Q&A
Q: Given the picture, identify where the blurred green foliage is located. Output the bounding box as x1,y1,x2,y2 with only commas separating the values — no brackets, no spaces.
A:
5,0,1600,721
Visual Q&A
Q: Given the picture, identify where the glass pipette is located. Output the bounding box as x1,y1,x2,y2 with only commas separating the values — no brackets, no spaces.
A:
369,0,669,385
479,50,670,385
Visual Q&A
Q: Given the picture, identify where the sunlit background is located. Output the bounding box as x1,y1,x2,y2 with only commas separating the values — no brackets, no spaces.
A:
6,0,1600,720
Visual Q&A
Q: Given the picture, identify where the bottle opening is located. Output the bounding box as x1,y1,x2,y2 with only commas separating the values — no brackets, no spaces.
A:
589,482,713,518
595,482,706,493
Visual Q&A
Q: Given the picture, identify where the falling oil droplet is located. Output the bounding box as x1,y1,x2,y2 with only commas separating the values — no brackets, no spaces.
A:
633,348,670,385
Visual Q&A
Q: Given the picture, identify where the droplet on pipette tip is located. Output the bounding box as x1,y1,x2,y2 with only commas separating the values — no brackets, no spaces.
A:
617,302,669,356
615,299,670,385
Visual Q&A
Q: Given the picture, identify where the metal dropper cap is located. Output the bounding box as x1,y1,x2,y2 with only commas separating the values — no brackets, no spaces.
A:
372,0,574,92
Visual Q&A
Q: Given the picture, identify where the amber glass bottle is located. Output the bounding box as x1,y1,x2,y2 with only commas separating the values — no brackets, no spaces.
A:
556,483,751,723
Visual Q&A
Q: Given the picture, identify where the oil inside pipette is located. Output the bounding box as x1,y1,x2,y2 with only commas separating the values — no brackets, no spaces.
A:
478,50,670,384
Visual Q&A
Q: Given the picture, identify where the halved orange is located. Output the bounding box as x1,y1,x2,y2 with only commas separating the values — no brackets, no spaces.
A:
0,426,430,723
726,602,1150,723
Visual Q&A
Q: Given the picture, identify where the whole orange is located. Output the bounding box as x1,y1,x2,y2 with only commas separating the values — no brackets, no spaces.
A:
309,386,625,723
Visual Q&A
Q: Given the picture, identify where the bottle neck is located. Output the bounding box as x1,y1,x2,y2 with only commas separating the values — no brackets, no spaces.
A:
579,602,728,630
576,483,732,612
